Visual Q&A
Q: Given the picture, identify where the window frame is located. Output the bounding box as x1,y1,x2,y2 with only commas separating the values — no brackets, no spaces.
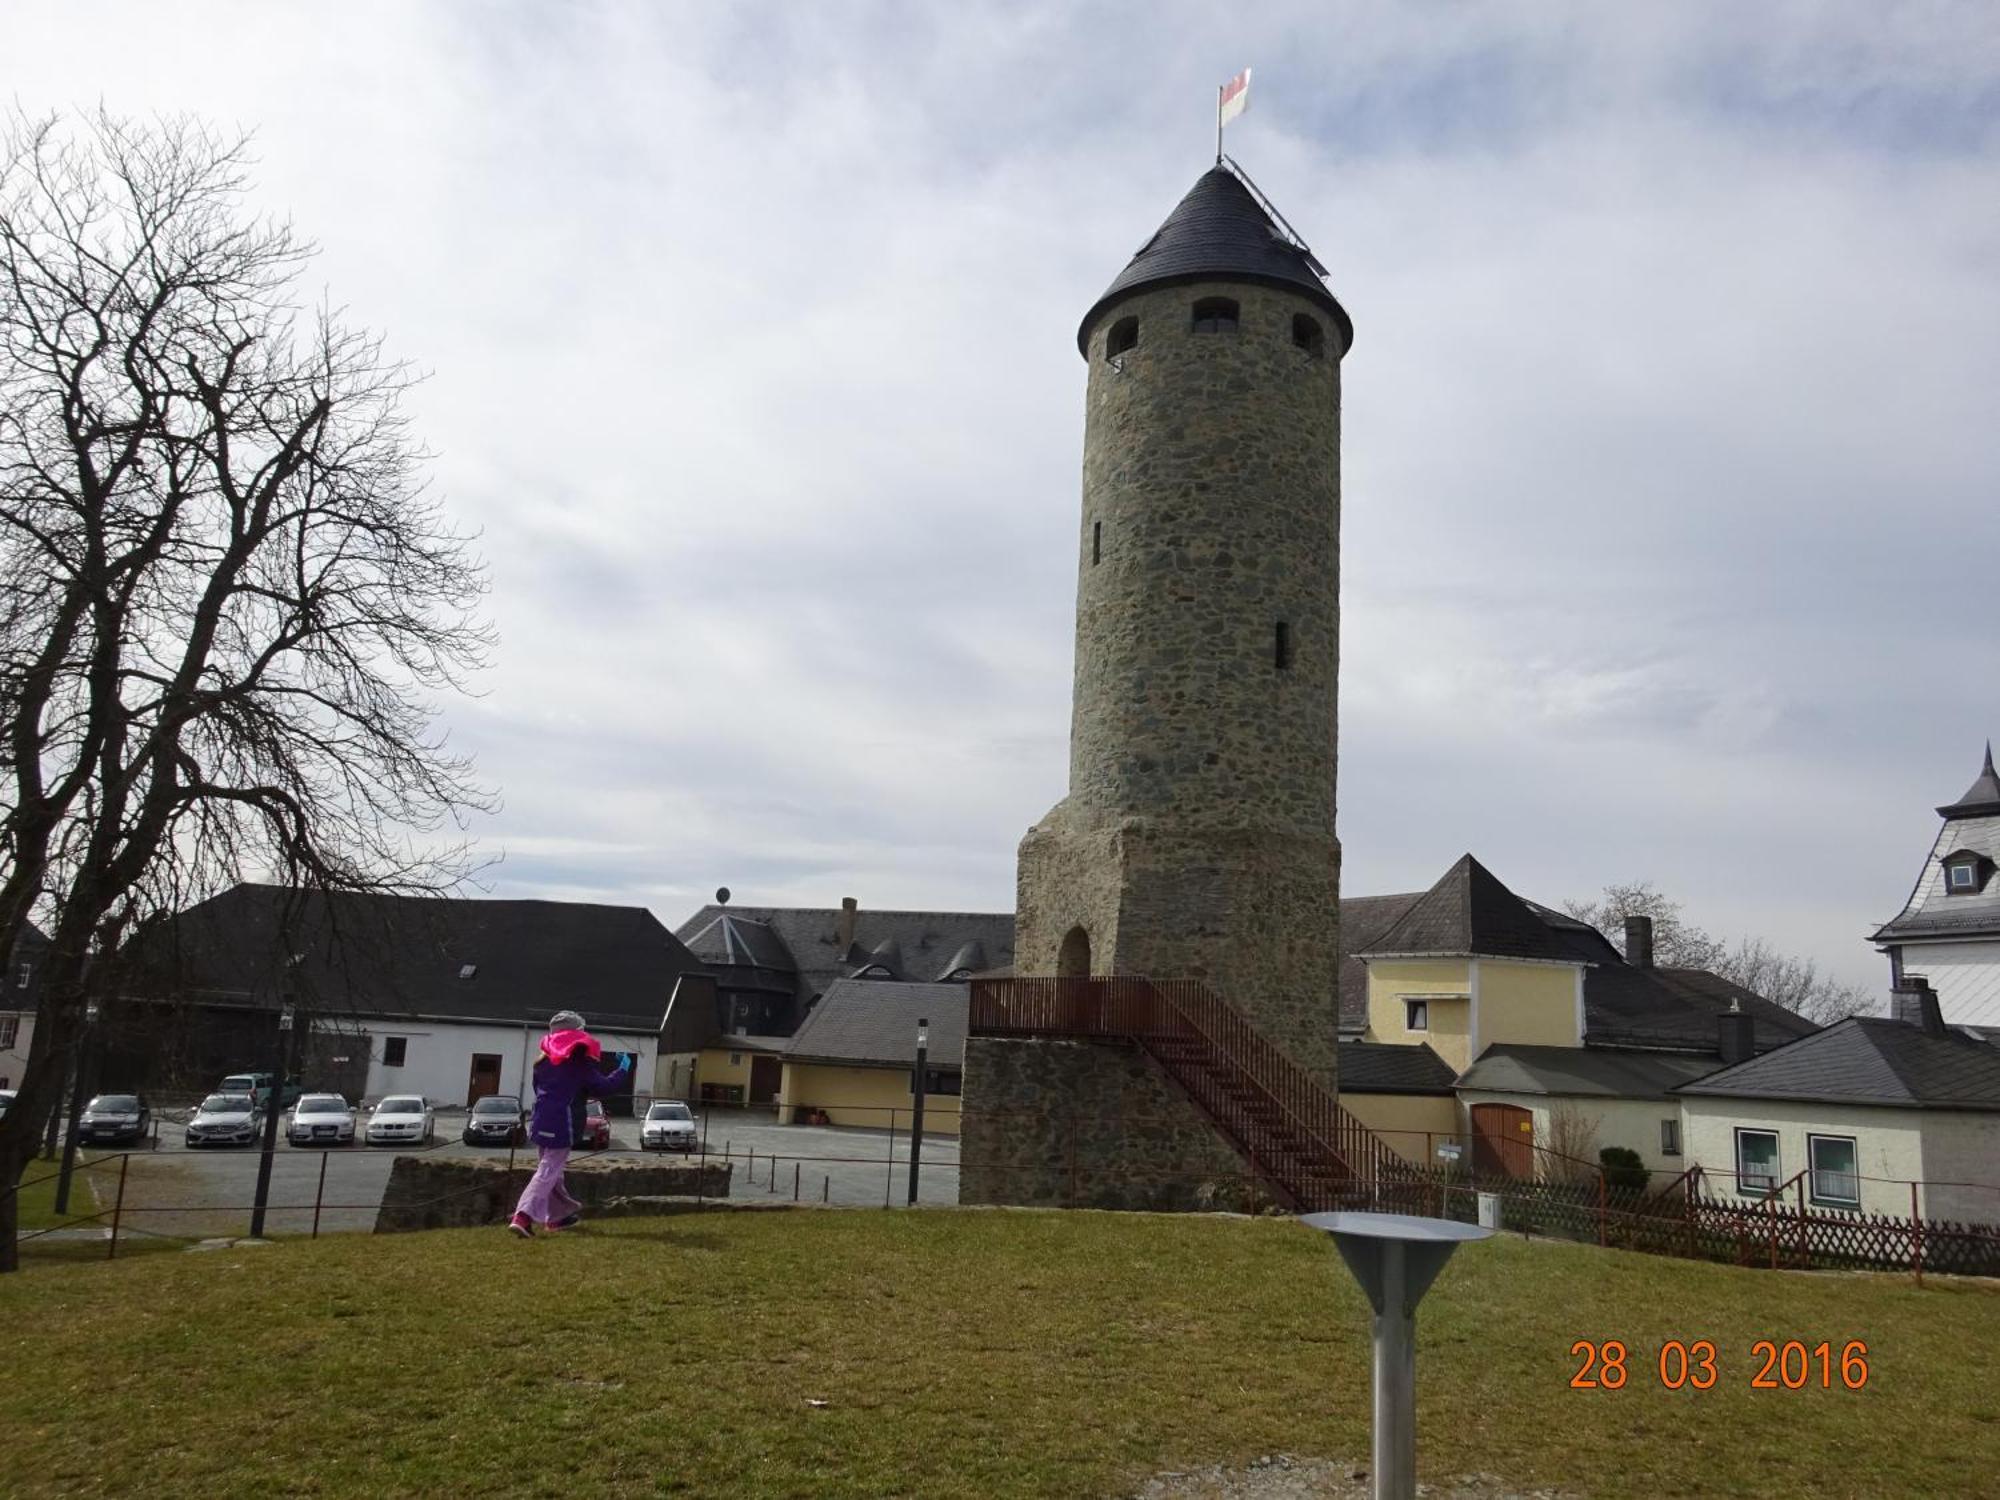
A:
1734,1127,1781,1198
1659,1118,1681,1157
1807,1133,1861,1208
1190,296,1240,334
0,1014,16,1050
1404,999,1429,1033
382,1036,408,1068
1946,860,1979,892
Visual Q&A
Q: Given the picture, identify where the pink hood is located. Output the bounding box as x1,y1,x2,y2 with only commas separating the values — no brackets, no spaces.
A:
539,1027,602,1064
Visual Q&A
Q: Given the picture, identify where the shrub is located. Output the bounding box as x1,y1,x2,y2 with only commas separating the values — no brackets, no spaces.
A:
1599,1146,1650,1194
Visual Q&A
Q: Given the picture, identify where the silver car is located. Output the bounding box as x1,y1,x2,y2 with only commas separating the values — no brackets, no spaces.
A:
287,1093,356,1147
186,1092,261,1147
640,1099,699,1152
365,1095,434,1147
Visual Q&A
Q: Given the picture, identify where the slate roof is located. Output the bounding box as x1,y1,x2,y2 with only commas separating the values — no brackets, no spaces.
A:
672,904,1014,1004
1360,855,1584,964
1337,892,1425,1031
133,884,703,1033
1584,965,1815,1055
1676,1017,2000,1112
681,913,795,972
1872,753,2000,943
1078,164,1352,356
1458,1044,1724,1100
1336,1040,1457,1095
784,979,968,1071
1938,742,2000,819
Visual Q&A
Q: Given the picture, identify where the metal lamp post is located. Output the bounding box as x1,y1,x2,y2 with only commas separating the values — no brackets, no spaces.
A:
1301,1211,1493,1500
52,998,101,1215
906,1017,928,1206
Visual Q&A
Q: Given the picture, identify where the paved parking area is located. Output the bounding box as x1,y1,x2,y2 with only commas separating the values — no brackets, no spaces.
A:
58,1107,959,1240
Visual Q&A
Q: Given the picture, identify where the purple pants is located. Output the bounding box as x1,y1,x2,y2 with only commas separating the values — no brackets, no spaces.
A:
515,1146,580,1224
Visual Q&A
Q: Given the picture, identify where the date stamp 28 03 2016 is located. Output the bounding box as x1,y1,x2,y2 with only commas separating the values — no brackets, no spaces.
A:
1569,1339,1869,1391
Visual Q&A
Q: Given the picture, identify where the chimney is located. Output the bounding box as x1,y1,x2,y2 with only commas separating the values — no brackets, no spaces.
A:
1624,915,1654,969
1894,976,1948,1038
1717,999,1755,1066
835,896,859,952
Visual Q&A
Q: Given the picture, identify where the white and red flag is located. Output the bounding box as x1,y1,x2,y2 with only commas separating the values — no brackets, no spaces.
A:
1218,67,1251,128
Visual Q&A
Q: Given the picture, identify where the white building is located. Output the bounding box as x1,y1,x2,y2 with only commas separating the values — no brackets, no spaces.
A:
1874,744,2000,1029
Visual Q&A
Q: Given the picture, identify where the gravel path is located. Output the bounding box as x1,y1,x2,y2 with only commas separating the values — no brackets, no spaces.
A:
1132,1455,1578,1499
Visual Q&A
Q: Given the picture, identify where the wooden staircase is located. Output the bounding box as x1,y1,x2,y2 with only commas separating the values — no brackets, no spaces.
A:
970,976,1418,1211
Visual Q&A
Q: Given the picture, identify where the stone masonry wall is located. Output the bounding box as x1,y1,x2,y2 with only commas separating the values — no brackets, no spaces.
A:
374,1154,732,1233
957,1036,1276,1213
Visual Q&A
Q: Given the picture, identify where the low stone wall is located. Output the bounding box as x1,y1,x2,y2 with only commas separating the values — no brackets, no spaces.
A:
958,1036,1276,1213
374,1155,733,1233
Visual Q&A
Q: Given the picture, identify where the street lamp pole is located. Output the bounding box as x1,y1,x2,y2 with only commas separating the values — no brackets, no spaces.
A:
52,999,100,1216
248,1003,295,1239
906,1018,928,1207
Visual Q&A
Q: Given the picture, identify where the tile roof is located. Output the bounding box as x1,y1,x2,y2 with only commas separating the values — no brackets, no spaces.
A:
1458,1044,1723,1100
1360,855,1584,964
1336,1040,1457,1095
783,979,968,1070
672,904,1014,1003
134,884,702,1033
1077,164,1352,356
1676,1017,2000,1112
1584,965,1815,1054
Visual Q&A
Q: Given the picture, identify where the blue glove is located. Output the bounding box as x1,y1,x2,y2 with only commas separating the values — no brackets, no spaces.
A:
618,1054,633,1074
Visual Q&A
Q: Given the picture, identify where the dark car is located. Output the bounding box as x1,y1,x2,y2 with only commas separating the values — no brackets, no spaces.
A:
78,1093,150,1145
461,1094,525,1147
580,1099,611,1151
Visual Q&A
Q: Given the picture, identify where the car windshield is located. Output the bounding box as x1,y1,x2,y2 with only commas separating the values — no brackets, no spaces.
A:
377,1098,423,1114
219,1076,260,1092
89,1095,140,1112
297,1097,346,1114
201,1094,253,1113
648,1103,692,1121
473,1097,518,1114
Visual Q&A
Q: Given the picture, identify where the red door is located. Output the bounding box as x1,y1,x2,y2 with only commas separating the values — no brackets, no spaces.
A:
1471,1103,1535,1178
749,1055,782,1105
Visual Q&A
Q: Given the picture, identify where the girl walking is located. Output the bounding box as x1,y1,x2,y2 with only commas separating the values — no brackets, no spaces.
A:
510,1009,630,1238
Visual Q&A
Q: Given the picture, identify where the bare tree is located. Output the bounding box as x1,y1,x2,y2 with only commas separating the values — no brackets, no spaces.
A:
0,109,491,1269
1564,880,1875,1027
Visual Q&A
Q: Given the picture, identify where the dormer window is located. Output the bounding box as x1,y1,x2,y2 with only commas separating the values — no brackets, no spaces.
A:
1942,851,1990,895
458,963,479,980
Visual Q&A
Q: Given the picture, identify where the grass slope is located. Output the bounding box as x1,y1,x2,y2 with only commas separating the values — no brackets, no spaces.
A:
1,1210,1995,1498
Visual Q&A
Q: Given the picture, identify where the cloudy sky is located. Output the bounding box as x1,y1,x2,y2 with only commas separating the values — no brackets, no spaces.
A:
15,3,1999,986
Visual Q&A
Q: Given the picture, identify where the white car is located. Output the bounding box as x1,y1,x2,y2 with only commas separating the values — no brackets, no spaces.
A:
640,1099,699,1152
286,1093,356,1147
365,1095,434,1147
186,1092,261,1147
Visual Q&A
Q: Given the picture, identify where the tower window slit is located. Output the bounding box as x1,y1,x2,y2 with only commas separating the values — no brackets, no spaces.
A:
1191,297,1239,333
1275,621,1291,670
1092,521,1101,565
1293,314,1325,358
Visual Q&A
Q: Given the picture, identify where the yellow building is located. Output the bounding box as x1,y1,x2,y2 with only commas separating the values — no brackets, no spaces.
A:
771,978,964,1137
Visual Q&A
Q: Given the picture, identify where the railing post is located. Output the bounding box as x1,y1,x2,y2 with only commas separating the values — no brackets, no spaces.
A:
1597,1170,1607,1248
1912,1182,1924,1287
107,1154,129,1261
312,1151,329,1239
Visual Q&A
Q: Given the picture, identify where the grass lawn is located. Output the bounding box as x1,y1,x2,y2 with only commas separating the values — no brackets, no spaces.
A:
0,1209,1995,1498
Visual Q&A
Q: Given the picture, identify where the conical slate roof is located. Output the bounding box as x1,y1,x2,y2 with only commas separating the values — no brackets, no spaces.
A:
1360,854,1584,964
1937,742,2000,819
1077,165,1353,356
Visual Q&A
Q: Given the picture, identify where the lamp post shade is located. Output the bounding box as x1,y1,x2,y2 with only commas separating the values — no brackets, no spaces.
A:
1301,1212,1492,1500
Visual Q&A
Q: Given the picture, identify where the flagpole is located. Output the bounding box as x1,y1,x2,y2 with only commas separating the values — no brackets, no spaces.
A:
1216,84,1224,164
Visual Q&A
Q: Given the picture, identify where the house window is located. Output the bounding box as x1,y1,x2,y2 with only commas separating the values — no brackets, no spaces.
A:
1275,621,1292,670
1735,1128,1780,1197
382,1036,407,1068
1405,999,1429,1032
1660,1118,1681,1157
1191,297,1239,333
1808,1134,1860,1208
730,1052,744,1067
1106,315,1138,358
1292,313,1325,358
14,963,27,989
0,1015,16,1050
458,963,478,980
1947,861,1979,892
922,1069,962,1097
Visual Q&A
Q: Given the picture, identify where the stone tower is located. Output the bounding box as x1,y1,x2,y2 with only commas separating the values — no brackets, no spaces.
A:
1015,163,1351,1084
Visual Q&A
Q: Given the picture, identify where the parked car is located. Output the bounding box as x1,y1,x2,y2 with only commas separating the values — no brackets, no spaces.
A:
78,1093,151,1146
365,1095,435,1147
286,1093,356,1147
0,1089,15,1120
218,1072,303,1109
461,1094,525,1147
640,1099,699,1153
579,1098,612,1151
185,1092,262,1148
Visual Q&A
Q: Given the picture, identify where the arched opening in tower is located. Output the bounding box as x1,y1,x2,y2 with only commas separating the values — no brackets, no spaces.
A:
1057,925,1092,978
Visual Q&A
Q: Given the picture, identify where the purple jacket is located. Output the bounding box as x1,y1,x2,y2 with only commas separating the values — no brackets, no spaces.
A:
528,1052,628,1148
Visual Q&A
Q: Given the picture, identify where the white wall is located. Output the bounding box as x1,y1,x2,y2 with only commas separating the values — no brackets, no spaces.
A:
1679,1098,1934,1219
1916,1111,2000,1225
355,1018,655,1108
0,1009,31,1090
1458,1089,1689,1179
1898,941,2000,1029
